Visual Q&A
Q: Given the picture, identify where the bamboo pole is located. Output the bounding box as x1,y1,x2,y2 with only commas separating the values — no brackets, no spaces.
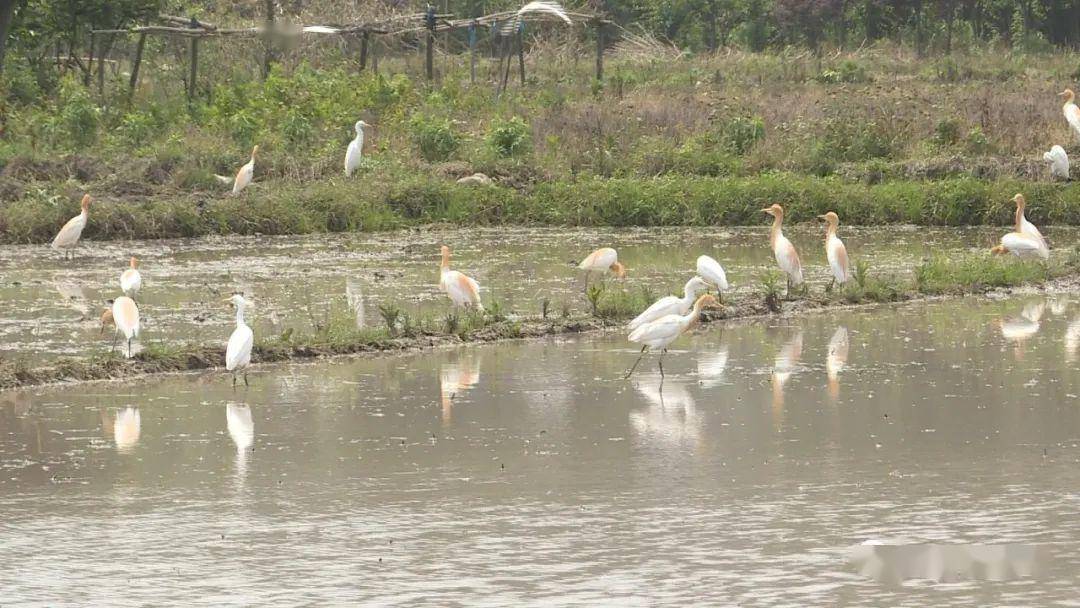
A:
595,21,604,82
517,27,525,86
468,21,476,83
85,31,95,86
97,35,106,96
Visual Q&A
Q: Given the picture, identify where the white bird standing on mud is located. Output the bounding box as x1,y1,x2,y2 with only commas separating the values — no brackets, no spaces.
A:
625,294,718,379
225,294,254,386
101,296,140,358
628,276,710,331
578,247,627,287
120,256,142,300
1061,89,1080,141
1011,194,1048,256
217,145,258,195
818,211,851,290
762,204,803,294
696,255,729,301
439,245,483,310
51,194,92,259
345,120,370,177
1044,145,1069,180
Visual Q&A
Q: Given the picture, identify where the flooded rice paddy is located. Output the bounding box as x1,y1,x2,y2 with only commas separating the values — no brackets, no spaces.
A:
3,225,1077,363
3,295,1080,605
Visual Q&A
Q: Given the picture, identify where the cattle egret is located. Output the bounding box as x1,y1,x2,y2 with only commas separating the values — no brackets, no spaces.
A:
1011,194,1048,256
228,145,258,195
101,296,140,357
439,245,483,310
51,194,92,259
762,204,803,294
991,232,1048,260
225,294,254,386
578,247,626,289
120,257,142,299
696,255,729,300
1061,89,1080,141
628,276,710,330
1044,145,1069,180
818,211,851,290
625,294,719,378
345,120,370,177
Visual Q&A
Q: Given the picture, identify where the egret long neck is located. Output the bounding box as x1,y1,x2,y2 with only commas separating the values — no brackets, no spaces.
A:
825,222,837,239
440,251,450,273
1014,205,1023,232
235,305,246,327
770,216,783,245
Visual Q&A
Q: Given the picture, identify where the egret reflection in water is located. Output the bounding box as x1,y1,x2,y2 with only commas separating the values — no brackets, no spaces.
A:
112,407,141,454
826,326,849,402
697,345,729,389
1066,317,1080,362
345,278,365,329
770,329,804,426
998,299,1044,360
439,354,481,424
226,403,254,480
630,374,701,448
850,542,1046,585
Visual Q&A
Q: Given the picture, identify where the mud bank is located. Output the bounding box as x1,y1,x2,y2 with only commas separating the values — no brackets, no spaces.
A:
4,264,1078,391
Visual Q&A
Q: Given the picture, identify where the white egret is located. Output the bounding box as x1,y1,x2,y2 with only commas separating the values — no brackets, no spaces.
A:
51,194,92,259
762,204,803,294
818,211,851,290
625,294,719,378
627,276,709,330
696,255,729,300
120,256,142,300
345,120,370,177
1044,145,1069,180
439,245,483,310
101,296,140,358
225,293,254,386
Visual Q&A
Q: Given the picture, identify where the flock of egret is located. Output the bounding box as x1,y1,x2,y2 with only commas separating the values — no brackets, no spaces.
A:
41,87,1072,384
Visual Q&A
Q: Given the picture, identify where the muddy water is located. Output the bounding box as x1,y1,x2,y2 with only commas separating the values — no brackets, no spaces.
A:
4,225,1073,363
3,296,1080,605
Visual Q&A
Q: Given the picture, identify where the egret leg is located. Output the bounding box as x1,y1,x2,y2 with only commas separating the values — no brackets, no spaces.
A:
243,372,249,387
786,276,792,298
127,337,133,358
232,373,237,387
827,277,835,293
110,332,118,353
658,349,666,379
624,345,648,379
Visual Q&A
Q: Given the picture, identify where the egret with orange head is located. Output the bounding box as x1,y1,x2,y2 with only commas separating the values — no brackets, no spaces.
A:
51,194,92,259
439,245,483,310
762,204,803,295
625,293,719,379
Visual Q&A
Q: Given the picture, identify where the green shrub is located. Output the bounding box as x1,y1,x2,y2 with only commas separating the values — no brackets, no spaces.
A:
409,114,459,162
934,118,962,146
488,117,531,158
721,116,765,155
56,78,99,149
816,60,870,84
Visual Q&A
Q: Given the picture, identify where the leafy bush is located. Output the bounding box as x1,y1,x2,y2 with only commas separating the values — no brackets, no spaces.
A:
721,116,766,155
816,60,870,84
934,118,962,146
488,117,531,158
56,78,99,149
409,114,459,162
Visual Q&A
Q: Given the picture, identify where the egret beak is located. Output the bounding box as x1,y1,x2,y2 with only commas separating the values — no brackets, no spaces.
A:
816,214,827,221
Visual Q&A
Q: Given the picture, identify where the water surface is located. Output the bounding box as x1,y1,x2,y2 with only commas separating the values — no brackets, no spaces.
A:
3,295,1080,605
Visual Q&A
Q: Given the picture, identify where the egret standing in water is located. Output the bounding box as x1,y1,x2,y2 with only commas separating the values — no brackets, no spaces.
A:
628,276,710,331
225,294,254,386
51,194,92,259
120,257,142,300
625,294,719,379
1044,145,1069,180
1011,194,1048,255
762,204,803,295
991,232,1047,259
818,211,851,291
439,245,483,310
218,146,258,195
101,296,140,358
696,255,729,302
345,120,370,177
578,247,627,288
1061,89,1080,141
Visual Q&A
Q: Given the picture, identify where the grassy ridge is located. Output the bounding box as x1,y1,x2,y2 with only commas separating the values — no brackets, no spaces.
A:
4,173,1080,244
4,252,1076,390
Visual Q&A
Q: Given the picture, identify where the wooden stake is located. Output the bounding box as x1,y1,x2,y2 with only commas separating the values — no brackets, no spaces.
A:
96,34,108,96
129,32,146,95
85,31,95,86
595,22,604,82
188,36,199,99
517,29,525,86
468,22,477,83
425,27,435,80
359,30,369,71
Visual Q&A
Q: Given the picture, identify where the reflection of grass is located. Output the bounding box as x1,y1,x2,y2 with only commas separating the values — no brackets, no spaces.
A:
4,251,1079,390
